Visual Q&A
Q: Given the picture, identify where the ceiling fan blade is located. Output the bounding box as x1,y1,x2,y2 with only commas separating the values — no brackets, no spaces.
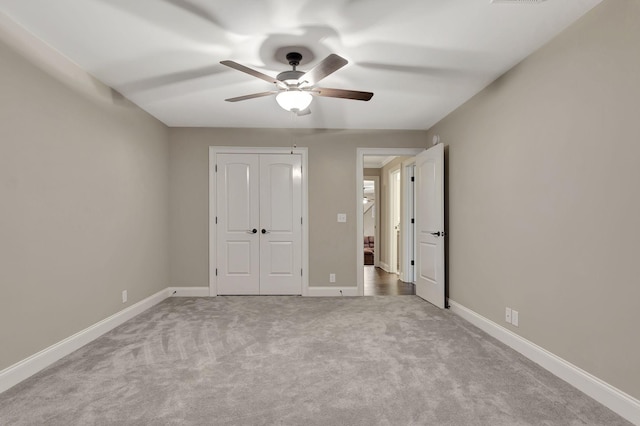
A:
225,91,278,102
299,54,348,86
313,88,374,101
220,60,283,87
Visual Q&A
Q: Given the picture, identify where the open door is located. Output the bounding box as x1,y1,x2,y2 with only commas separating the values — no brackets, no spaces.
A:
414,144,445,308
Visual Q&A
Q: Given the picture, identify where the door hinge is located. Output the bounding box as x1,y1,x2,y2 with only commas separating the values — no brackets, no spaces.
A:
411,176,415,182
301,217,303,225
410,260,414,266
215,268,218,276
301,268,303,276
411,218,414,224
215,216,218,224
215,164,217,172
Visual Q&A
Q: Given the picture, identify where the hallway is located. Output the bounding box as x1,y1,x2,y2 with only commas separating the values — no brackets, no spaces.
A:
364,266,415,296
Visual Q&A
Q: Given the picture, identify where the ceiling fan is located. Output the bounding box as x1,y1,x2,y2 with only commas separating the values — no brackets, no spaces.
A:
220,52,374,115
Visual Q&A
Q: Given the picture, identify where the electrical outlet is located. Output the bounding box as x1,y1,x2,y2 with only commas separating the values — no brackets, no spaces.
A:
511,310,519,327
122,290,128,304
505,307,512,323
329,273,336,283
337,213,347,223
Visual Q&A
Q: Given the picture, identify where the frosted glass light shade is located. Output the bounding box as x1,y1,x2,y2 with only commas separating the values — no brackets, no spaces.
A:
276,90,313,112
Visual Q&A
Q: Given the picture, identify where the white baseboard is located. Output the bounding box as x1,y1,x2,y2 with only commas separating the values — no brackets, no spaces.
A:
168,287,210,297
0,288,170,395
398,273,412,284
448,299,640,425
307,286,359,297
378,263,401,277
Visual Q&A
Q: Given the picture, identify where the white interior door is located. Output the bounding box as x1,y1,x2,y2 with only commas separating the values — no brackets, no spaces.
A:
216,153,302,295
216,154,260,295
414,144,445,308
259,154,302,295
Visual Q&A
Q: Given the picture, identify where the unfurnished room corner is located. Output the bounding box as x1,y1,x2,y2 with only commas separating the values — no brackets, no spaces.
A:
1,0,639,424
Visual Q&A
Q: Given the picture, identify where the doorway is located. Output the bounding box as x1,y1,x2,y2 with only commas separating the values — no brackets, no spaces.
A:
356,148,423,296
363,176,379,267
362,173,412,295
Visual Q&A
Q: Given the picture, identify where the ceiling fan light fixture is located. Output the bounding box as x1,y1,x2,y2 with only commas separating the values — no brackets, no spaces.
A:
221,52,372,112
276,90,313,112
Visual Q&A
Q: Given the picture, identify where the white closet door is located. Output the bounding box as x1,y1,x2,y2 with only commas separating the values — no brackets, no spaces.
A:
216,154,260,295
259,154,302,295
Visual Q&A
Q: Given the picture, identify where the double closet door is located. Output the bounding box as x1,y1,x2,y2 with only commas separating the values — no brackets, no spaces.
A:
216,153,302,295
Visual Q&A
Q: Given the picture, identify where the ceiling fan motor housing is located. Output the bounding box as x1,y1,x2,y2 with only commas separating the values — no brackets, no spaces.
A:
286,52,303,67
278,52,305,83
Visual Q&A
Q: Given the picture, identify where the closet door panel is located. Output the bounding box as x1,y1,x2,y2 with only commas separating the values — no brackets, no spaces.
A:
216,154,260,295
259,154,302,295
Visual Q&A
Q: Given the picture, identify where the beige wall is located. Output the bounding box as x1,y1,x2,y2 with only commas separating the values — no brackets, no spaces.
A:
0,38,169,370
169,128,427,288
363,168,381,178
427,0,640,399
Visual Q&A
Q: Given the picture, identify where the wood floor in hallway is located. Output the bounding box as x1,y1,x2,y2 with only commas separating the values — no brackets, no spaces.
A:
364,265,416,296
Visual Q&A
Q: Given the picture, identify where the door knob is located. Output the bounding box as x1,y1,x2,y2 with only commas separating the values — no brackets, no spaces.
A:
429,231,441,237
261,229,270,234
246,228,257,234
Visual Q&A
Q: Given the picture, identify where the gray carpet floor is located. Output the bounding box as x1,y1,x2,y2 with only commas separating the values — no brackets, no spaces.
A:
0,296,631,425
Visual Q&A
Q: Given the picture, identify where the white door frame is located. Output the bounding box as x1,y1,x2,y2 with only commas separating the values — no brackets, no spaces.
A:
388,167,401,274
401,160,416,283
356,147,424,296
209,146,309,297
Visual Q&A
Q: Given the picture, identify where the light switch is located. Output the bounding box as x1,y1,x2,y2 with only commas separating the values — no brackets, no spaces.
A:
337,213,347,223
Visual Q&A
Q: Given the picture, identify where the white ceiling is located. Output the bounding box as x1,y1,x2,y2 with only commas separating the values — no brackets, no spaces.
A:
0,0,600,130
